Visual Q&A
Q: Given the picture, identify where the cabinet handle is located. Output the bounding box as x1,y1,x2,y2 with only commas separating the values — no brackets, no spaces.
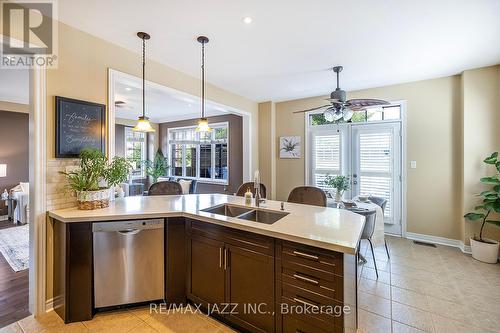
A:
293,297,319,310
293,273,319,285
292,250,319,261
224,248,228,270
219,247,223,268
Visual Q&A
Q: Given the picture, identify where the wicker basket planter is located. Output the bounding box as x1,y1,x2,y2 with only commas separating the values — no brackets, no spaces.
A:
76,189,110,210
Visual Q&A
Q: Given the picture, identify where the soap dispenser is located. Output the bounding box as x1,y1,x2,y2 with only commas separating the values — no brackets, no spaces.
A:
244,188,253,205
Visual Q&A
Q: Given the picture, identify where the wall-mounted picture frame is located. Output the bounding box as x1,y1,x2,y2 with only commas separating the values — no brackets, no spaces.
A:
279,136,301,158
55,96,106,158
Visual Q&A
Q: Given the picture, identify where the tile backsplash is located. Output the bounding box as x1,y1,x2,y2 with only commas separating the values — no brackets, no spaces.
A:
46,159,78,211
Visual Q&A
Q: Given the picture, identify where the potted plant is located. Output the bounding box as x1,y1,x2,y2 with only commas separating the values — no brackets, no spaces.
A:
324,175,350,202
61,149,131,210
143,149,169,184
464,152,500,264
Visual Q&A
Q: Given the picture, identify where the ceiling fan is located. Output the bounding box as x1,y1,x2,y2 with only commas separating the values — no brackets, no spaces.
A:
294,66,390,122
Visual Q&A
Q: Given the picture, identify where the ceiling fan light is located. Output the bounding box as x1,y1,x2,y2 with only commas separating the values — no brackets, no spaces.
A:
324,109,335,122
343,108,354,121
133,116,155,132
195,117,212,133
332,109,343,121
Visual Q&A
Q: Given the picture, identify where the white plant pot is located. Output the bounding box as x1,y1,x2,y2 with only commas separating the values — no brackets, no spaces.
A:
470,237,499,264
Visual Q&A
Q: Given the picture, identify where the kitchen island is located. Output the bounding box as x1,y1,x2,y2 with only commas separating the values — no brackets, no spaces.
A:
49,194,365,333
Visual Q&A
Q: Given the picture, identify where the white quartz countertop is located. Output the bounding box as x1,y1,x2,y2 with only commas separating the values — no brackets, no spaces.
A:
48,194,365,254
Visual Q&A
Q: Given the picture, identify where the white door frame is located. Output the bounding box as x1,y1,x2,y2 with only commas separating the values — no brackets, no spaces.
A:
29,64,47,315
304,101,407,237
107,69,253,181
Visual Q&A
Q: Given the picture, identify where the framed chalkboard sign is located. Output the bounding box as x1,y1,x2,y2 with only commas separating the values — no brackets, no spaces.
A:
55,96,106,158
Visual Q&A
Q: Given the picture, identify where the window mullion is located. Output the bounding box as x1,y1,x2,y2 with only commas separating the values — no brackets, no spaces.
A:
182,144,186,177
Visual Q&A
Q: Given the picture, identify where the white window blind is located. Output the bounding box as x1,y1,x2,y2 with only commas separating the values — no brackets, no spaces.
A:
315,135,340,170
313,134,340,190
359,132,391,173
358,131,393,218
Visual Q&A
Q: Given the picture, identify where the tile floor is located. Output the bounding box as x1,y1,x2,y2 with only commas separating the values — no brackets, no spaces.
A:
0,236,498,333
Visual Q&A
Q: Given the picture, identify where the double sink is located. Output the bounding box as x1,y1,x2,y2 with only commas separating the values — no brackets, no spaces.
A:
201,204,289,225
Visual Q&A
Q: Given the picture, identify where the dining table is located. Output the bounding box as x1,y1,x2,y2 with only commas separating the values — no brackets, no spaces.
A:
327,197,385,248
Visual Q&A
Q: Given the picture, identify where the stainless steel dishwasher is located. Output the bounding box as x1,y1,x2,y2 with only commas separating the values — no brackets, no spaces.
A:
93,219,164,308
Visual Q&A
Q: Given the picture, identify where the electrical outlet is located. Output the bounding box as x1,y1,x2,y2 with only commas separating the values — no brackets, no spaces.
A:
410,161,417,169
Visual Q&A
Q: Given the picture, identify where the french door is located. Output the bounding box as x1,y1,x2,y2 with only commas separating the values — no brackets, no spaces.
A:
351,123,402,234
308,121,403,235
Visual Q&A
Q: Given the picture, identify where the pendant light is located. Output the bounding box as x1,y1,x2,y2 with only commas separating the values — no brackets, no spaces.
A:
195,36,212,133
133,32,155,132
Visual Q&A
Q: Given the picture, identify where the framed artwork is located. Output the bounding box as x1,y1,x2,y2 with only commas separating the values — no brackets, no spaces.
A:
279,136,301,158
55,96,106,158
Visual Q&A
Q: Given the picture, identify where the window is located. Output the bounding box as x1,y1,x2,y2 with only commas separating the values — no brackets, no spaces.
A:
312,133,341,192
124,127,147,178
309,105,401,126
168,122,229,183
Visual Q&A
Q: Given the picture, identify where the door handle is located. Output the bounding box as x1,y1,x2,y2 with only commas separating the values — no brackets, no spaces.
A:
292,250,319,261
293,273,319,285
293,297,320,310
117,229,141,235
219,247,223,268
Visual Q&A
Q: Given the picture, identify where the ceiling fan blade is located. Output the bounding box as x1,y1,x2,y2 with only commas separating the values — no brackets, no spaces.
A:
293,105,331,113
346,99,390,108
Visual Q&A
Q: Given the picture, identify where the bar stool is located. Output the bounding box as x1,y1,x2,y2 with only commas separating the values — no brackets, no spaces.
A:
287,186,327,207
148,181,183,195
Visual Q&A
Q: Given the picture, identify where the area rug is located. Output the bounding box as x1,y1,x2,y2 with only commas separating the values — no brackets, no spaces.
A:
0,224,29,271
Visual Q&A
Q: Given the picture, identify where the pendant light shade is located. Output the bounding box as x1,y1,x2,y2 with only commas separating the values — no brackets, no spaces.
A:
133,32,155,133
195,36,212,133
133,116,155,132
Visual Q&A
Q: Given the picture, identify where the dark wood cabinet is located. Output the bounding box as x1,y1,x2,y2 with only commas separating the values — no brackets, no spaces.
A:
53,220,93,323
187,219,276,332
54,216,357,332
225,244,275,333
187,233,226,307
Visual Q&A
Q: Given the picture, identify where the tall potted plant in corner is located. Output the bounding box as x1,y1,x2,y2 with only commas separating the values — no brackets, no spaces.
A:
464,152,500,263
324,175,350,202
61,149,131,210
143,149,169,184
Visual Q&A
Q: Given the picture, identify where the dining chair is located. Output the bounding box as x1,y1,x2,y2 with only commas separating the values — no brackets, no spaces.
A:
368,196,391,259
351,208,379,278
148,181,183,196
236,182,267,199
287,186,327,207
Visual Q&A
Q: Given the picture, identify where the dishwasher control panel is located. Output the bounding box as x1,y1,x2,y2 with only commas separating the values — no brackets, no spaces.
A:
92,219,164,232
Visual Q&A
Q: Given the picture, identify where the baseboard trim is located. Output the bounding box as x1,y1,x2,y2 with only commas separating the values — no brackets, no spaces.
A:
45,298,54,313
405,232,471,254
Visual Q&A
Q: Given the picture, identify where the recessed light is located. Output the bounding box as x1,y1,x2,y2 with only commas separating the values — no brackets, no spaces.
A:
125,87,132,91
242,16,253,24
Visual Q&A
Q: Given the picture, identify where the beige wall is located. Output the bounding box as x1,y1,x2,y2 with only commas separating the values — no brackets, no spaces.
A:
272,76,463,240
45,22,259,301
462,66,500,243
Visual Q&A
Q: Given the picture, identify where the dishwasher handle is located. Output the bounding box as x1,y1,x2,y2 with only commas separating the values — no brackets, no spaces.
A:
117,229,141,235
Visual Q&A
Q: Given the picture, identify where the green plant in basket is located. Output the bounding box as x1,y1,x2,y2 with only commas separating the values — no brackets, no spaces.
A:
60,149,133,209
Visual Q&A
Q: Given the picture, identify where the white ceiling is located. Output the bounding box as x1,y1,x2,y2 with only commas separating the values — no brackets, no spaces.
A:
114,74,229,123
45,1,500,102
0,68,29,104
